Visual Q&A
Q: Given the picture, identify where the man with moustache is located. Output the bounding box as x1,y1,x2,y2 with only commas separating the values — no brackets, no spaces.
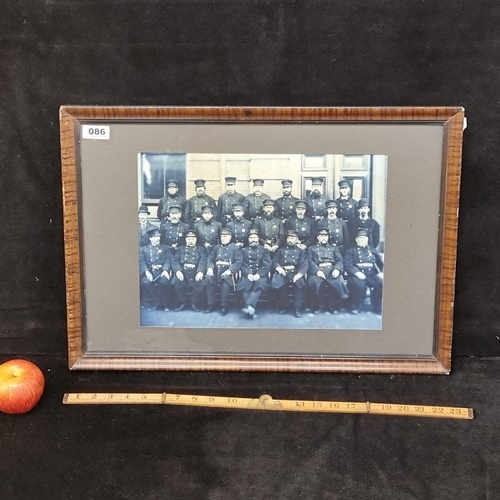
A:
245,179,271,221
275,179,299,221
184,179,217,227
237,229,272,319
348,198,381,249
336,179,357,223
193,205,222,250
316,199,349,255
305,177,328,222
282,199,316,250
217,176,246,227
157,180,187,223
252,199,284,254
159,205,189,249
227,202,253,247
138,205,158,247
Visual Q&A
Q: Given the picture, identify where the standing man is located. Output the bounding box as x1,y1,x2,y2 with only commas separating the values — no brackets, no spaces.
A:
336,179,357,223
237,229,272,319
283,200,316,250
138,205,158,247
252,199,284,254
275,179,299,221
139,228,172,311
159,205,189,249
305,177,328,222
205,228,243,315
316,200,349,255
157,180,187,223
245,179,270,221
307,228,348,314
171,230,207,312
217,176,246,227
227,202,253,247
344,228,383,315
184,179,217,227
348,198,381,249
193,205,222,250
271,230,308,317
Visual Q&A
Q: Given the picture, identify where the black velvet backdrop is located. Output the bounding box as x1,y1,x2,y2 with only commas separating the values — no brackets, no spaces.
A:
1,2,499,498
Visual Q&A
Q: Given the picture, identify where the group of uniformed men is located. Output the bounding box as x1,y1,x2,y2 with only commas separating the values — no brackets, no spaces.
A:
139,176,383,319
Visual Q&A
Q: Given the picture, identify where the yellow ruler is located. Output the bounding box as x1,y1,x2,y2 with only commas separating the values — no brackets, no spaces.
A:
63,393,473,420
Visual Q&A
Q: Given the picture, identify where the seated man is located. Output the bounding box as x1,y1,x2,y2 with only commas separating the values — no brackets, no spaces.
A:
306,228,348,314
237,229,272,319
227,202,252,247
344,228,384,315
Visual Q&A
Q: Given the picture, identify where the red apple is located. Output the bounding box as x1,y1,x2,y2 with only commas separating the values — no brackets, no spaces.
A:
0,359,45,414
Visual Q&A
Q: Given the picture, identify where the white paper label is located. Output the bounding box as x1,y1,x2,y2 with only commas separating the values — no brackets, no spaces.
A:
82,125,110,140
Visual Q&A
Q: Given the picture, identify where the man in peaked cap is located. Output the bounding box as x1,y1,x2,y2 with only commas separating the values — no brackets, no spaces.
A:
237,228,272,319
305,177,328,221
316,199,349,255
275,179,299,221
157,179,187,223
344,228,383,315
336,179,357,223
252,199,284,253
217,176,246,228
159,205,190,249
282,199,316,250
245,179,271,221
348,198,381,249
138,205,158,247
184,179,217,227
227,202,253,247
193,204,222,250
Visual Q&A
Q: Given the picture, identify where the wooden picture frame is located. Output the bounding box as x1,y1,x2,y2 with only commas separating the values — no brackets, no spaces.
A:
60,106,464,373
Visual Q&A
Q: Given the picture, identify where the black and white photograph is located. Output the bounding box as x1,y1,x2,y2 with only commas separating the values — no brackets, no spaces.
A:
138,153,387,330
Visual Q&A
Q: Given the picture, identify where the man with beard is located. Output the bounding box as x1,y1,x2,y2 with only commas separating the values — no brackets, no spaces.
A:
138,204,158,247
217,176,246,227
275,179,299,221
245,179,270,221
205,228,243,315
307,228,349,314
227,202,253,247
237,229,272,319
252,199,284,254
139,228,172,311
157,180,187,223
271,230,308,317
171,230,207,312
193,204,222,250
159,205,190,249
305,177,328,221
316,199,349,255
283,200,316,250
184,179,217,227
348,198,381,249
344,228,383,315
336,179,357,223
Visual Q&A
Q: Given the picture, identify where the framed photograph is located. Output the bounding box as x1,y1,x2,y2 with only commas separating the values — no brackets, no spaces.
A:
60,106,464,373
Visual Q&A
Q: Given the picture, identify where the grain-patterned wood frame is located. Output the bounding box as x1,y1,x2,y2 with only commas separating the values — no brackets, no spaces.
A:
60,106,464,373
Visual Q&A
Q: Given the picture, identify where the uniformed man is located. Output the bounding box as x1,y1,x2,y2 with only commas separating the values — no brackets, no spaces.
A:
159,205,190,249
237,229,272,319
171,230,207,312
348,198,381,249
205,228,243,315
157,180,187,223
307,228,349,313
316,200,349,254
344,228,383,314
138,205,158,247
283,199,316,250
244,179,271,221
252,199,284,253
193,204,222,250
216,176,246,227
271,230,308,317
184,179,217,227
275,179,299,221
139,228,172,311
305,177,328,221
227,202,253,247
336,179,357,223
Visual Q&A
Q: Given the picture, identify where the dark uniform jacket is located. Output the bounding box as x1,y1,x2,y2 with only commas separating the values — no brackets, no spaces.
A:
139,244,171,277
336,197,357,222
159,221,190,248
283,216,316,246
157,195,187,222
193,220,222,249
271,245,308,289
227,218,253,246
236,245,272,292
344,245,383,277
348,217,380,249
316,217,349,253
184,194,217,225
307,243,346,293
244,193,271,220
252,216,284,247
305,193,328,220
206,243,243,286
139,222,158,247
171,245,207,292
217,192,246,223
275,195,299,220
